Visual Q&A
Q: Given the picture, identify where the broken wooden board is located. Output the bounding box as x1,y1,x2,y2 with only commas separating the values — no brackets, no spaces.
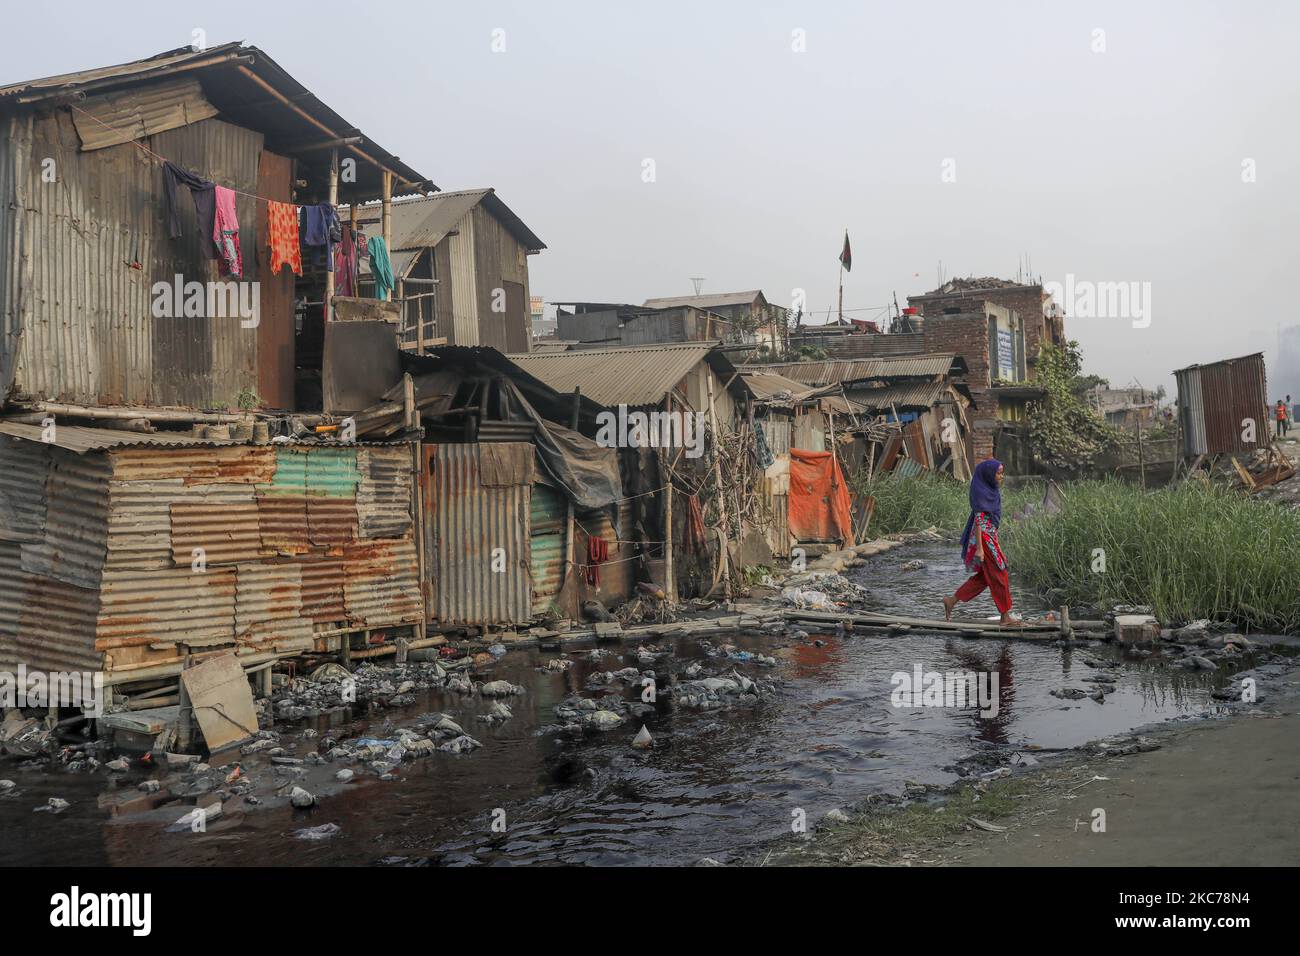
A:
180,654,258,754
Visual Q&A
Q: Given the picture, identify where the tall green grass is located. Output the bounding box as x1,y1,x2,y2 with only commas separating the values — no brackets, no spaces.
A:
855,473,1035,537
855,474,1300,630
1003,481,1300,631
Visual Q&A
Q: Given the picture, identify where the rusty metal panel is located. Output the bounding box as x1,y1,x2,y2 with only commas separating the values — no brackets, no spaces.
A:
170,489,264,566
259,446,309,495
234,562,313,649
71,78,218,151
297,556,346,624
0,540,24,668
529,483,565,617
107,479,249,570
308,496,359,547
343,540,421,627
0,434,50,541
97,566,236,655
21,448,111,589
357,446,413,539
18,574,102,672
110,445,276,484
429,443,531,625
1175,354,1269,457
257,495,310,555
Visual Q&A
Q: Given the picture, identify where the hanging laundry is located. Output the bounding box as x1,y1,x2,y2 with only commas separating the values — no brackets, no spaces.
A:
334,224,358,296
267,200,302,276
212,185,242,278
162,160,217,258
367,235,394,301
302,203,340,273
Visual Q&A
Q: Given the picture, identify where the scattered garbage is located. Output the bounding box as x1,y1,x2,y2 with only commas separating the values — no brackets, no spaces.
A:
631,725,654,749
294,823,342,841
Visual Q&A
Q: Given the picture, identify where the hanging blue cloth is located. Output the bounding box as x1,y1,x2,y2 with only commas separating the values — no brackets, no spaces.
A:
302,203,340,272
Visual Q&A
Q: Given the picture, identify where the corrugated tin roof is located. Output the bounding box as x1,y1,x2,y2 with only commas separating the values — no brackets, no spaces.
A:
0,421,235,452
742,372,818,402
643,290,765,310
1171,352,1266,375
745,354,964,386
818,333,925,359
0,42,433,200
344,187,545,258
847,381,950,411
506,342,742,407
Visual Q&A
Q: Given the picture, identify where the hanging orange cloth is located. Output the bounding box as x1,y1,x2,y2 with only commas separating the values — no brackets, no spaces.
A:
267,200,302,276
788,449,853,544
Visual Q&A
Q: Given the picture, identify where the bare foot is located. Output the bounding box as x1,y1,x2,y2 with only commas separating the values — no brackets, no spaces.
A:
942,595,956,622
999,615,1028,628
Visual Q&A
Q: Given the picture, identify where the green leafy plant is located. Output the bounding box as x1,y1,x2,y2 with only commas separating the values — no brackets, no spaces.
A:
1026,341,1118,473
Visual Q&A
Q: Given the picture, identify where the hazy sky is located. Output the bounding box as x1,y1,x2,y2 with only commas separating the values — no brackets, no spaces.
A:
5,1,1298,395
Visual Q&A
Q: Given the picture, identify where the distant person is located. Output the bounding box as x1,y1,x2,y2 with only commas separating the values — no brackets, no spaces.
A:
1276,399,1289,438
943,459,1023,628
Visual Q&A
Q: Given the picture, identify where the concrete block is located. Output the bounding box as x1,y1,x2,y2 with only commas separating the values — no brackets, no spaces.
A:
1114,614,1160,644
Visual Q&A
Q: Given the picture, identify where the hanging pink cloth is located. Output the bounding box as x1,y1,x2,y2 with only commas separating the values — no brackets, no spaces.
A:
212,185,242,278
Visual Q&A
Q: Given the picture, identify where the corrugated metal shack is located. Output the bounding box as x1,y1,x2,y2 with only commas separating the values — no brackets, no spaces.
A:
0,43,432,414
1173,352,1270,459
0,422,419,679
506,342,755,601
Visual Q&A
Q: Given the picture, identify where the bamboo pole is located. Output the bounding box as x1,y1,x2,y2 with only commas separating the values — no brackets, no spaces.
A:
325,148,338,321
662,390,675,603
706,376,731,597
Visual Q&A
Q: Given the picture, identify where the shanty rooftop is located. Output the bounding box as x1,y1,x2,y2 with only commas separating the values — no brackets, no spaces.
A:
642,290,766,310
344,188,546,260
506,342,744,408
0,41,432,202
747,354,967,386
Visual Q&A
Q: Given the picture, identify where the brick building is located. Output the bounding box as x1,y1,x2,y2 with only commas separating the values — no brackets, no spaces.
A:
908,278,1065,368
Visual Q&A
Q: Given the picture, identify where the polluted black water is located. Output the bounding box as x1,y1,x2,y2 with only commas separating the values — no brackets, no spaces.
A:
0,541,1248,866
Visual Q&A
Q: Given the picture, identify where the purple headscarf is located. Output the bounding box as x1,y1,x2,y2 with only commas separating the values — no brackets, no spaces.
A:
959,458,1002,564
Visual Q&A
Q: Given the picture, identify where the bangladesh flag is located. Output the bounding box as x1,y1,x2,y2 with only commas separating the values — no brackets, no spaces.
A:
839,231,852,272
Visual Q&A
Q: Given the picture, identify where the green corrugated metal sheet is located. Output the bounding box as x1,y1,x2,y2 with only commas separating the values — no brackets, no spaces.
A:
530,483,565,617
306,447,360,497
259,447,308,496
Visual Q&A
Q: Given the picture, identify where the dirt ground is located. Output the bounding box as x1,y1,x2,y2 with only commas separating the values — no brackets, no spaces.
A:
757,679,1300,868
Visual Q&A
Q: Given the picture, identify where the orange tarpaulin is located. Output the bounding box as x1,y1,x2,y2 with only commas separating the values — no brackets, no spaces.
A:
788,448,853,544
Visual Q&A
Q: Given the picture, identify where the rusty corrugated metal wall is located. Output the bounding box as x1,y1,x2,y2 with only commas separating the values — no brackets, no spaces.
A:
428,442,531,625
1175,354,1269,457
0,109,292,409
0,436,421,673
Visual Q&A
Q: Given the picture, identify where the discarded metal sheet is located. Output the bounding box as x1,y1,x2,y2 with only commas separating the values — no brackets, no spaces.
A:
180,653,258,753
170,492,264,566
323,320,403,415
356,447,412,539
342,540,421,626
297,557,346,624
0,541,21,668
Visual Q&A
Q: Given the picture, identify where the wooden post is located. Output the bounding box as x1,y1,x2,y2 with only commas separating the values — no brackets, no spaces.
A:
325,148,339,321
706,376,731,597
404,373,428,642
381,170,393,277
662,391,675,603
1136,419,1146,491
175,651,194,752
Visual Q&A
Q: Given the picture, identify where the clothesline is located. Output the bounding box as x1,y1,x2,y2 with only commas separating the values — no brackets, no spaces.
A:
68,102,365,212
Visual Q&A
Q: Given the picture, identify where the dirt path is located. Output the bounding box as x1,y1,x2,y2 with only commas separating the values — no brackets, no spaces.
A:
952,709,1300,866
756,678,1300,867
